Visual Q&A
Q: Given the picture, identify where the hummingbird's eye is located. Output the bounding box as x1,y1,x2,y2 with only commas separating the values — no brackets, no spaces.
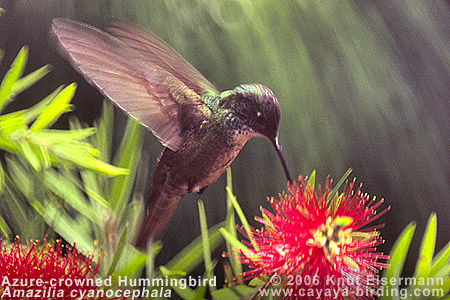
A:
256,111,264,124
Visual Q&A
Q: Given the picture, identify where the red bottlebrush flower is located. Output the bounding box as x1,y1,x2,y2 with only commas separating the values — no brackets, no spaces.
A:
0,237,120,300
234,177,390,300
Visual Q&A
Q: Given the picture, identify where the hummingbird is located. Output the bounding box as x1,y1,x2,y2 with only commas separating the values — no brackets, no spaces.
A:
51,18,292,251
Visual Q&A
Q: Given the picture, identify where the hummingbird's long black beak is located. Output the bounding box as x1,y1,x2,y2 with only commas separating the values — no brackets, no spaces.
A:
272,136,292,183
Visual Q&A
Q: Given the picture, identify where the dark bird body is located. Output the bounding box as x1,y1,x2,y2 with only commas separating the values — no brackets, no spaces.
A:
51,18,291,251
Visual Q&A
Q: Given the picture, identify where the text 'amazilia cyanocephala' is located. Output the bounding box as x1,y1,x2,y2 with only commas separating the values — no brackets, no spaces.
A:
52,18,292,251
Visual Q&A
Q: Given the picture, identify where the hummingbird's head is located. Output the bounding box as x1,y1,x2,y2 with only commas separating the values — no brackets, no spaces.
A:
221,84,292,182
224,84,281,140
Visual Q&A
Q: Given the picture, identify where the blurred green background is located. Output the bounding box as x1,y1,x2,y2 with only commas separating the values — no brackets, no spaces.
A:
1,0,450,276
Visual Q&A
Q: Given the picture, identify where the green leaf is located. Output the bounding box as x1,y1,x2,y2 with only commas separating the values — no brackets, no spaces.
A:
226,186,257,250
145,241,163,281
198,200,215,292
160,266,196,300
21,214,46,241
30,83,76,131
14,86,62,124
327,167,352,203
107,223,128,276
430,240,450,277
0,46,28,112
193,266,217,300
41,169,108,225
95,100,113,165
107,118,144,214
12,64,52,96
248,277,266,286
2,179,30,234
0,213,12,239
380,221,416,300
42,200,94,253
0,115,27,139
307,169,316,188
192,283,208,300
219,228,248,252
0,133,21,153
166,221,225,273
0,161,5,192
225,167,242,277
30,128,97,142
0,87,62,127
5,156,37,206
19,140,41,171
413,213,437,282
115,251,146,278
50,143,128,176
83,185,110,208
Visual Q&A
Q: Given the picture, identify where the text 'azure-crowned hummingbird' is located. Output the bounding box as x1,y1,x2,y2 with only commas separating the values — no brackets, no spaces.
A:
52,18,292,251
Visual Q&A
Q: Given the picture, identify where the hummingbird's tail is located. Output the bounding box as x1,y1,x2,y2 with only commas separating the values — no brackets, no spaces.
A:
134,149,186,252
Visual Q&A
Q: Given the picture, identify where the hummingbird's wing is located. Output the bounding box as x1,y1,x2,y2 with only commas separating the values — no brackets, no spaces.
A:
107,20,219,98
52,18,210,151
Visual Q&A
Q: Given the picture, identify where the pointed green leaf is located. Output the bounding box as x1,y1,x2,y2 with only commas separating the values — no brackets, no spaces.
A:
198,200,215,292
115,251,146,278
227,186,257,250
0,161,4,192
94,100,113,167
19,140,41,171
2,181,30,233
145,241,163,281
0,214,12,238
430,240,450,277
193,266,217,300
225,167,242,276
5,156,37,205
41,169,100,224
21,214,46,241
248,277,266,286
380,222,416,300
107,223,129,276
30,128,97,142
0,113,26,131
192,284,208,300
107,118,144,213
160,266,196,300
11,86,62,124
166,221,225,273
432,277,450,297
12,64,52,96
414,213,437,281
0,110,25,122
92,100,114,192
50,143,128,176
0,137,20,153
0,117,27,153
327,168,352,203
30,83,76,131
42,201,94,253
219,228,248,252
308,170,316,188
84,185,110,208
0,46,28,112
